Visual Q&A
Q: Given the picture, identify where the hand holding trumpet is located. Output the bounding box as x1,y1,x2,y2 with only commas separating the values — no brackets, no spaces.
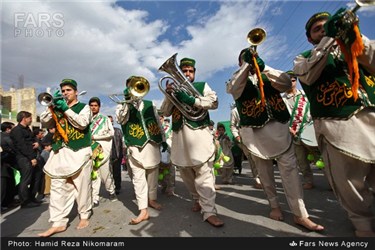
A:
324,7,358,45
51,90,69,112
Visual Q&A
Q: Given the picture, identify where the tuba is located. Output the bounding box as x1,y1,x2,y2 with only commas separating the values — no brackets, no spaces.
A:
158,53,208,121
109,76,150,104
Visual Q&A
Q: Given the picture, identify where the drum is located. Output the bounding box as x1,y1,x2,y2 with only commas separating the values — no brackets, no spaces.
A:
299,122,318,148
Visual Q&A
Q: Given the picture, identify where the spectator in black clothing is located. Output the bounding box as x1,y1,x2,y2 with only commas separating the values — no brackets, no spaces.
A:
108,115,125,195
1,122,17,210
41,127,55,197
33,128,44,153
33,127,45,201
1,122,17,165
43,127,56,146
10,111,41,208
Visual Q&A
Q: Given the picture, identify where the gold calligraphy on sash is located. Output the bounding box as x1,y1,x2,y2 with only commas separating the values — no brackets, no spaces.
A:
241,99,264,117
268,95,287,112
129,124,145,139
147,122,161,136
172,107,182,120
67,125,85,140
317,80,353,108
364,75,375,88
54,117,85,142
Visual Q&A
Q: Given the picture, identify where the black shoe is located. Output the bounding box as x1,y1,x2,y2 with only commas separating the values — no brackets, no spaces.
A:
21,202,40,208
93,201,99,208
31,198,43,204
109,193,118,202
115,190,120,195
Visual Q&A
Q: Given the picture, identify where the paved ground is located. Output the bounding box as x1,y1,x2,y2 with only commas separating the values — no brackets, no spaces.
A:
2,161,363,239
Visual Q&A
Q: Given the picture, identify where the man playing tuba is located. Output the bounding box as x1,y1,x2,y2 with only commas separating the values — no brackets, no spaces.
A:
159,57,224,227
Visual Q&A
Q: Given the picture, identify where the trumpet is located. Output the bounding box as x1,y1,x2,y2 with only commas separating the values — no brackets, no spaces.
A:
158,53,208,121
332,0,374,42
38,90,87,106
245,27,267,107
109,76,150,104
247,27,266,53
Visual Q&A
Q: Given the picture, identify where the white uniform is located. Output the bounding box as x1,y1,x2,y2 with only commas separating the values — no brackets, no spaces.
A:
40,104,92,228
116,100,162,210
91,113,116,203
227,63,310,218
160,82,219,221
293,35,375,232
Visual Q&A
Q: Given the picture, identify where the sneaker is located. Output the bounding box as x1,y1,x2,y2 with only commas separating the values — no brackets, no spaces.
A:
109,193,118,202
31,198,43,204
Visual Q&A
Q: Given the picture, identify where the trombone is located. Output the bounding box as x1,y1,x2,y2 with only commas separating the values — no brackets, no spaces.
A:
109,76,150,104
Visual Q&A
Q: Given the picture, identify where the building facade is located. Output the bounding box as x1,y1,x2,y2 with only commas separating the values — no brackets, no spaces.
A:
0,86,39,127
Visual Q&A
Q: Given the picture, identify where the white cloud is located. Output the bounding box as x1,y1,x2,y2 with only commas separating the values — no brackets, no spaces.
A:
2,0,288,121
176,1,286,79
2,0,170,94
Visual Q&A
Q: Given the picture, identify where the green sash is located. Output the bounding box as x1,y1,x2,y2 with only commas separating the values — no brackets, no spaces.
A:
172,82,211,131
300,50,375,119
52,102,91,152
122,100,163,148
236,75,290,127
90,114,108,136
289,94,310,137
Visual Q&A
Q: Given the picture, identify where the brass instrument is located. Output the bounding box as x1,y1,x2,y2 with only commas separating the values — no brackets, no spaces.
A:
38,92,62,107
334,0,374,41
246,27,266,53
295,0,374,78
246,28,267,106
109,76,150,104
38,90,87,106
158,53,208,121
37,90,86,143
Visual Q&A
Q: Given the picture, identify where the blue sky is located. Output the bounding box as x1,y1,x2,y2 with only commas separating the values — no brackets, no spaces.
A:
1,0,374,125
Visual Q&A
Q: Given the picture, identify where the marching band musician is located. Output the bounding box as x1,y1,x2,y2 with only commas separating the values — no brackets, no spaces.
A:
116,76,166,225
216,123,235,185
281,71,318,190
293,10,375,237
88,97,117,207
38,79,93,237
226,48,324,232
230,103,262,188
159,57,224,227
